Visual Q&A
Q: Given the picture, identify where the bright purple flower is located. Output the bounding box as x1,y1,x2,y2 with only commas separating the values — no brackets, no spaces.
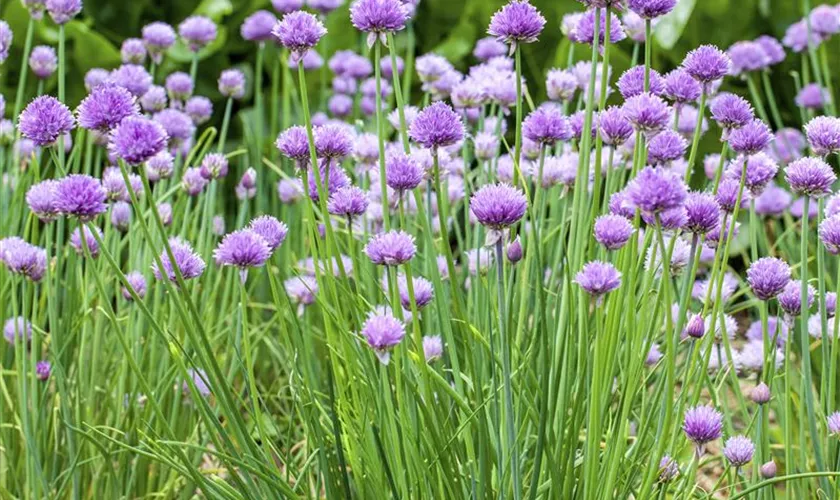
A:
121,271,147,301
285,276,318,305
487,0,547,48
307,163,349,202
0,238,47,282
248,215,288,251
805,116,840,156
647,129,687,165
423,335,443,362
182,168,209,196
756,35,785,66
522,106,571,145
35,360,51,381
241,10,278,42
69,225,102,258
796,83,828,110
664,69,702,103
386,152,424,192
470,183,527,230
365,230,416,266
121,38,147,65
723,436,755,467
185,96,213,124
272,10,327,54
726,152,778,195
627,166,687,214
628,0,676,18
683,192,720,234
474,36,508,61
747,257,791,300
350,0,410,48
214,229,271,281
109,64,153,98
729,119,772,155
682,45,731,84
140,86,167,113
820,215,840,254
599,106,633,146
152,237,205,283
574,9,626,48
165,72,193,101
142,22,176,63
154,109,194,148
727,41,770,74
398,274,433,310
26,180,60,222
594,214,634,250
54,175,107,221
19,95,74,147
76,84,139,132
218,69,246,99
623,93,670,133
111,201,131,231
785,157,836,198
715,178,749,213
3,317,32,345
575,261,621,297
110,116,168,166
102,167,141,202
276,126,311,163
362,311,405,365
778,280,815,316
710,93,754,131
314,124,353,160
198,153,228,180
178,16,217,52
328,185,369,218
236,168,258,200
410,102,465,150
683,405,723,448
618,66,665,99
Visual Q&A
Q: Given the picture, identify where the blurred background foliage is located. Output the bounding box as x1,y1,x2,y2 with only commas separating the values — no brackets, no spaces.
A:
0,0,834,156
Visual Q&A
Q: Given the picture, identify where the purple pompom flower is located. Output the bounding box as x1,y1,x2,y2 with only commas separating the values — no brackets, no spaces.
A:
54,175,107,221
122,271,147,301
778,280,815,317
307,163,349,202
715,178,749,213
599,106,633,146
19,96,75,147
487,0,546,50
747,257,791,300
410,102,465,150
218,69,246,99
214,229,271,282
683,192,720,234
142,22,176,64
664,69,702,104
165,72,193,101
272,11,327,55
726,152,778,196
241,10,278,42
182,168,208,196
474,36,508,61
727,41,770,75
109,64,153,97
276,126,311,164
0,21,12,64
365,230,416,266
308,0,345,15
76,84,139,132
121,38,147,65
683,405,723,452
423,335,443,362
785,157,836,198
140,86,167,113
362,311,406,365
729,120,773,157
84,68,109,91
796,84,829,110
522,106,572,145
178,16,217,52
628,0,676,19
622,93,670,134
756,35,785,66
350,0,409,48
386,152,424,192
110,116,169,166
111,201,131,231
314,124,354,160
710,93,754,132
154,109,194,149
470,183,527,230
829,412,840,435
0,238,47,282
3,317,32,345
574,9,626,49
69,225,102,258
248,215,288,251
329,94,353,118
146,150,174,181
29,46,57,79
45,0,81,24
26,180,60,222
723,436,755,468
328,185,369,219
285,275,318,306
272,0,305,13
647,129,687,165
820,215,840,254
618,66,665,99
626,166,687,215
546,69,578,102
199,153,229,180
185,96,213,124
152,237,205,283
805,116,840,156
398,274,433,310
575,261,622,297
594,214,634,250
682,45,731,86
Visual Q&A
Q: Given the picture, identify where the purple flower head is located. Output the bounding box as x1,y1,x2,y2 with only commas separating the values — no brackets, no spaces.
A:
623,93,670,133
682,191,720,234
76,84,139,132
546,69,578,102
785,157,836,198
756,35,785,66
474,36,508,61
658,455,679,483
599,106,633,146
146,150,174,181
723,436,755,468
27,180,60,222
796,83,829,110
683,405,723,449
647,129,687,165
682,45,731,85
154,109,194,149
29,45,58,80
810,5,840,39
0,238,47,282
760,461,777,479
710,93,754,131
727,41,770,74
507,236,523,263
185,96,213,124
785,19,823,53
121,38,146,65
241,10,278,42
594,214,634,250
111,201,131,231
272,10,327,54
236,168,258,200
398,274,433,310
410,102,465,150
22,0,46,19
109,116,168,166
19,95,75,147
276,126,311,163
684,313,705,339
35,360,51,381
248,215,288,251
726,152,778,196
575,261,622,297
285,275,318,306
820,215,840,254
365,230,416,266
522,106,572,145
474,132,500,160
386,152,423,192
805,116,840,156
574,9,626,48
152,237,205,283
487,0,546,48
829,412,840,435
121,271,147,301
182,168,209,196
84,68,109,91
470,183,527,230
423,335,443,362
165,72,193,101
715,178,750,213
618,66,665,99
142,22,176,63
198,153,229,180
218,69,246,99
329,94,353,118
307,163,349,202
362,311,405,364
178,16,217,52
351,0,409,48
272,0,305,13
3,317,32,345
45,0,81,24
69,225,102,258
664,69,702,104
314,124,353,160
627,166,687,214
102,167,141,202
328,185,369,218
214,229,271,281
747,257,791,300
109,64,153,98
54,175,107,221
0,21,12,64
749,382,771,405
308,0,345,15
569,110,598,140
277,179,304,205
728,119,772,156
212,216,226,236
778,280,815,317
609,190,636,219
628,0,676,19
140,86,167,113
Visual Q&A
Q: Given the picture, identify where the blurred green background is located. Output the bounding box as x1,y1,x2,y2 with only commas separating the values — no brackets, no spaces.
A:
0,0,833,150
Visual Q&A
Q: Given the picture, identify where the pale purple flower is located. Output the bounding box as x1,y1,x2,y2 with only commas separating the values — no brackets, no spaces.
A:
69,225,102,258
487,0,546,49
470,183,527,230
140,86,168,113
726,152,778,195
84,68,110,91
778,280,815,317
111,201,131,231
710,93,754,132
285,276,318,306
756,35,785,66
218,69,246,99
0,238,47,282
683,192,720,234
386,152,424,192
307,163,349,202
328,185,369,219
277,178,304,204
622,93,670,133
546,69,578,102
410,102,465,150
750,382,771,404
272,11,327,54
241,10,278,42
26,180,60,222
121,38,147,64
599,106,633,146
178,16,217,52
55,174,107,221
214,229,271,281
185,96,213,124
474,36,507,61
574,9,626,48
785,156,836,197
19,95,75,146
350,0,410,48
723,436,755,468
121,271,147,301
727,41,770,75
236,168,257,200
0,21,12,63
3,317,32,345
828,412,840,435
109,64,153,97
507,237,523,263
575,261,622,297
626,166,687,214
248,215,288,251
365,230,416,266
647,129,687,165
154,109,194,149
182,168,208,196
747,257,791,300
715,178,749,213
423,335,443,362
796,83,828,110
594,214,634,250
805,116,840,156
46,0,81,24
682,45,731,85
618,66,665,99
820,215,840,254
683,405,722,449
664,69,702,103
314,124,353,160
362,311,405,365
142,22,176,64
522,106,571,145
754,184,792,216
165,72,193,101
109,116,168,166
151,237,205,283
628,0,676,19
728,119,772,155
